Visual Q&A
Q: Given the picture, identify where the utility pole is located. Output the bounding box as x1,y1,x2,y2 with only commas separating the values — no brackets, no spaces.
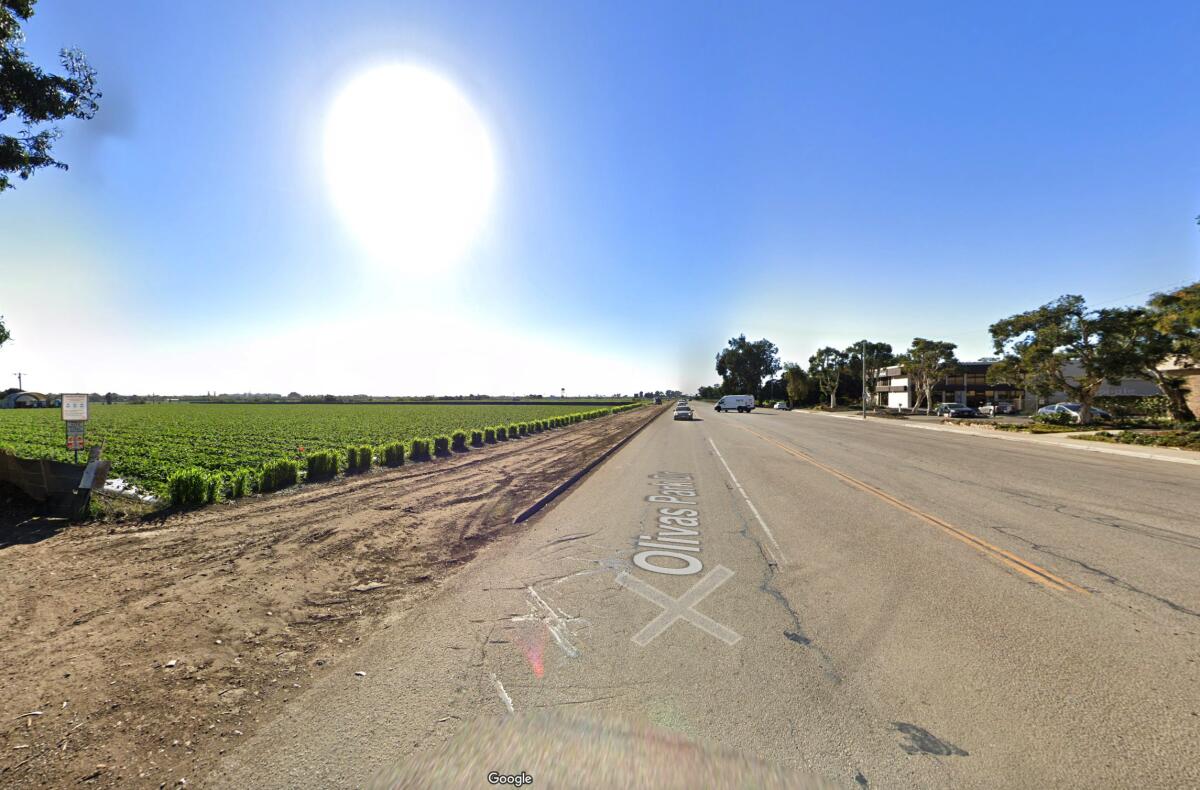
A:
14,372,25,390
861,341,867,420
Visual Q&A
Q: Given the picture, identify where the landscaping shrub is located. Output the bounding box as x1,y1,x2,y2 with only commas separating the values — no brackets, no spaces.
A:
168,467,210,509
205,473,221,504
496,426,508,441
380,441,405,466
433,434,451,455
345,445,372,473
230,467,253,498
451,430,468,451
259,458,299,492
409,437,432,461
470,430,484,447
1032,411,1075,426
306,450,340,482
484,426,497,443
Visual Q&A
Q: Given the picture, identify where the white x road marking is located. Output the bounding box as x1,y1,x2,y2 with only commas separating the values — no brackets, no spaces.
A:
616,565,742,646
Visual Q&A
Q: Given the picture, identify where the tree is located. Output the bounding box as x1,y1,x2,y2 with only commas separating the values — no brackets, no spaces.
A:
988,295,1142,424
901,338,958,414
1128,282,1200,422
0,315,8,349
842,340,894,408
782,362,811,406
715,335,780,398
1,0,101,192
808,347,847,408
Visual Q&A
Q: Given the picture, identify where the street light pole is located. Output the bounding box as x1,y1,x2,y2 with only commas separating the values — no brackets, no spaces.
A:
861,341,867,420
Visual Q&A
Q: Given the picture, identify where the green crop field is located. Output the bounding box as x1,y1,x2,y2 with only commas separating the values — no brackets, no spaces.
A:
0,402,637,497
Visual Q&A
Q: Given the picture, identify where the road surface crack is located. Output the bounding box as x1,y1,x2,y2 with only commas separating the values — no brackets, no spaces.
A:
989,526,1200,618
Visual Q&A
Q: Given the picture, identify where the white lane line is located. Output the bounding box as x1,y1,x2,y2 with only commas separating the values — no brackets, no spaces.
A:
490,672,515,714
708,437,786,566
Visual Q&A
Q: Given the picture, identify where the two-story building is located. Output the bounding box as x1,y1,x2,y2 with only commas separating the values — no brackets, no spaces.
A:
874,362,1161,411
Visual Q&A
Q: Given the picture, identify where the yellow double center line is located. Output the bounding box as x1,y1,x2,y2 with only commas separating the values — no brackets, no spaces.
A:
734,423,1088,595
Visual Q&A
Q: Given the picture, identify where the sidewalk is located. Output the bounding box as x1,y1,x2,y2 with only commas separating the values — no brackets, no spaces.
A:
798,410,1200,467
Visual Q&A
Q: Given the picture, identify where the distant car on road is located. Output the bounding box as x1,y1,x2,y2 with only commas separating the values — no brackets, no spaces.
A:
1036,402,1112,422
772,402,791,410
932,402,962,416
715,394,755,413
978,401,1016,416
653,397,662,405
673,404,694,421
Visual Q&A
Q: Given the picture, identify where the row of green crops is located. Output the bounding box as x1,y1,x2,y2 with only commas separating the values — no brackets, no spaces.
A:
0,402,644,509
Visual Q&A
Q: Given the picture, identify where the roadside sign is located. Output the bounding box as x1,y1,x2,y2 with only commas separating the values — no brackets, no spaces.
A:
62,394,88,422
66,421,86,452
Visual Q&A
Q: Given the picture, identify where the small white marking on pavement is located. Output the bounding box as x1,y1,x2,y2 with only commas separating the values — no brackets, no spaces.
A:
489,673,515,714
708,437,787,565
616,565,742,646
511,586,581,657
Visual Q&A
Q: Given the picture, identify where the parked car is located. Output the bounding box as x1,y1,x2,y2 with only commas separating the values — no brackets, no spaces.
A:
943,405,981,419
1036,402,1112,422
715,394,755,413
673,404,693,421
932,402,963,416
978,401,1016,416
772,402,791,411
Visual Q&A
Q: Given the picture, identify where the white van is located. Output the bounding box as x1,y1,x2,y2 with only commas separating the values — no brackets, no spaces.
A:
715,394,755,413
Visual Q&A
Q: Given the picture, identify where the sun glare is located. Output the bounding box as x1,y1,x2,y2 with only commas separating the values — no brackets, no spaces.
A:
324,64,496,269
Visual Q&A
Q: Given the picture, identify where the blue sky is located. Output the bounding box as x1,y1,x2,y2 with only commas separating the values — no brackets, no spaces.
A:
2,1,1198,395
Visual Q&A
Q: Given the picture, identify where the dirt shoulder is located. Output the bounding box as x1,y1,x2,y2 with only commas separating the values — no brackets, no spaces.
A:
0,407,659,789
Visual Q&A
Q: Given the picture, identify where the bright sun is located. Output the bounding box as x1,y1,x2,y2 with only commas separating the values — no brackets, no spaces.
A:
324,65,496,268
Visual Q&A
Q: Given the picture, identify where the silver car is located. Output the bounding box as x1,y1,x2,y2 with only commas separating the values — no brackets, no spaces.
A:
1036,402,1112,422
673,405,694,421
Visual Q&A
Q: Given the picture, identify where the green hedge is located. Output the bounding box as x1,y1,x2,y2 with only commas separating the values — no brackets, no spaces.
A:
168,467,211,509
470,429,484,447
306,450,340,482
433,434,451,455
343,445,371,473
260,458,299,492
484,426,497,443
380,441,405,466
409,437,432,461
496,426,508,441
230,467,253,499
451,430,468,451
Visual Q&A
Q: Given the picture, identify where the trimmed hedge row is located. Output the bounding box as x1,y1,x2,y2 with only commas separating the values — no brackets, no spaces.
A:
170,403,645,507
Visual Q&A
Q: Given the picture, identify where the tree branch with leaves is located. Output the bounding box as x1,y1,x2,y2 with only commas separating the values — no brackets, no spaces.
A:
1,0,101,192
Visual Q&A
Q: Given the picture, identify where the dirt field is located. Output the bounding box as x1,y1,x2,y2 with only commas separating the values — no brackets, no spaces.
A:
0,407,656,788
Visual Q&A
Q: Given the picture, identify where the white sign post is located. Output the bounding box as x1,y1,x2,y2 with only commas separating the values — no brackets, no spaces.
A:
62,394,89,462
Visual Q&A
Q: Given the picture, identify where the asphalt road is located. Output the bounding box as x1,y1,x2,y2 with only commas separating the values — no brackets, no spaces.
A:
212,406,1200,789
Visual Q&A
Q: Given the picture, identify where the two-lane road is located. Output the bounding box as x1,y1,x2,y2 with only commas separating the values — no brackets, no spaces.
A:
213,406,1200,788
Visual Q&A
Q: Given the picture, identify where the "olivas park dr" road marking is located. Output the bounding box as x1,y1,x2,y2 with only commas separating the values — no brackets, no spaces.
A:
733,424,1088,595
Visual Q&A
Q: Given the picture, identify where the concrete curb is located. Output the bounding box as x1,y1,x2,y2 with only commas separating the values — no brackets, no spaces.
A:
513,406,667,524
796,410,1200,467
